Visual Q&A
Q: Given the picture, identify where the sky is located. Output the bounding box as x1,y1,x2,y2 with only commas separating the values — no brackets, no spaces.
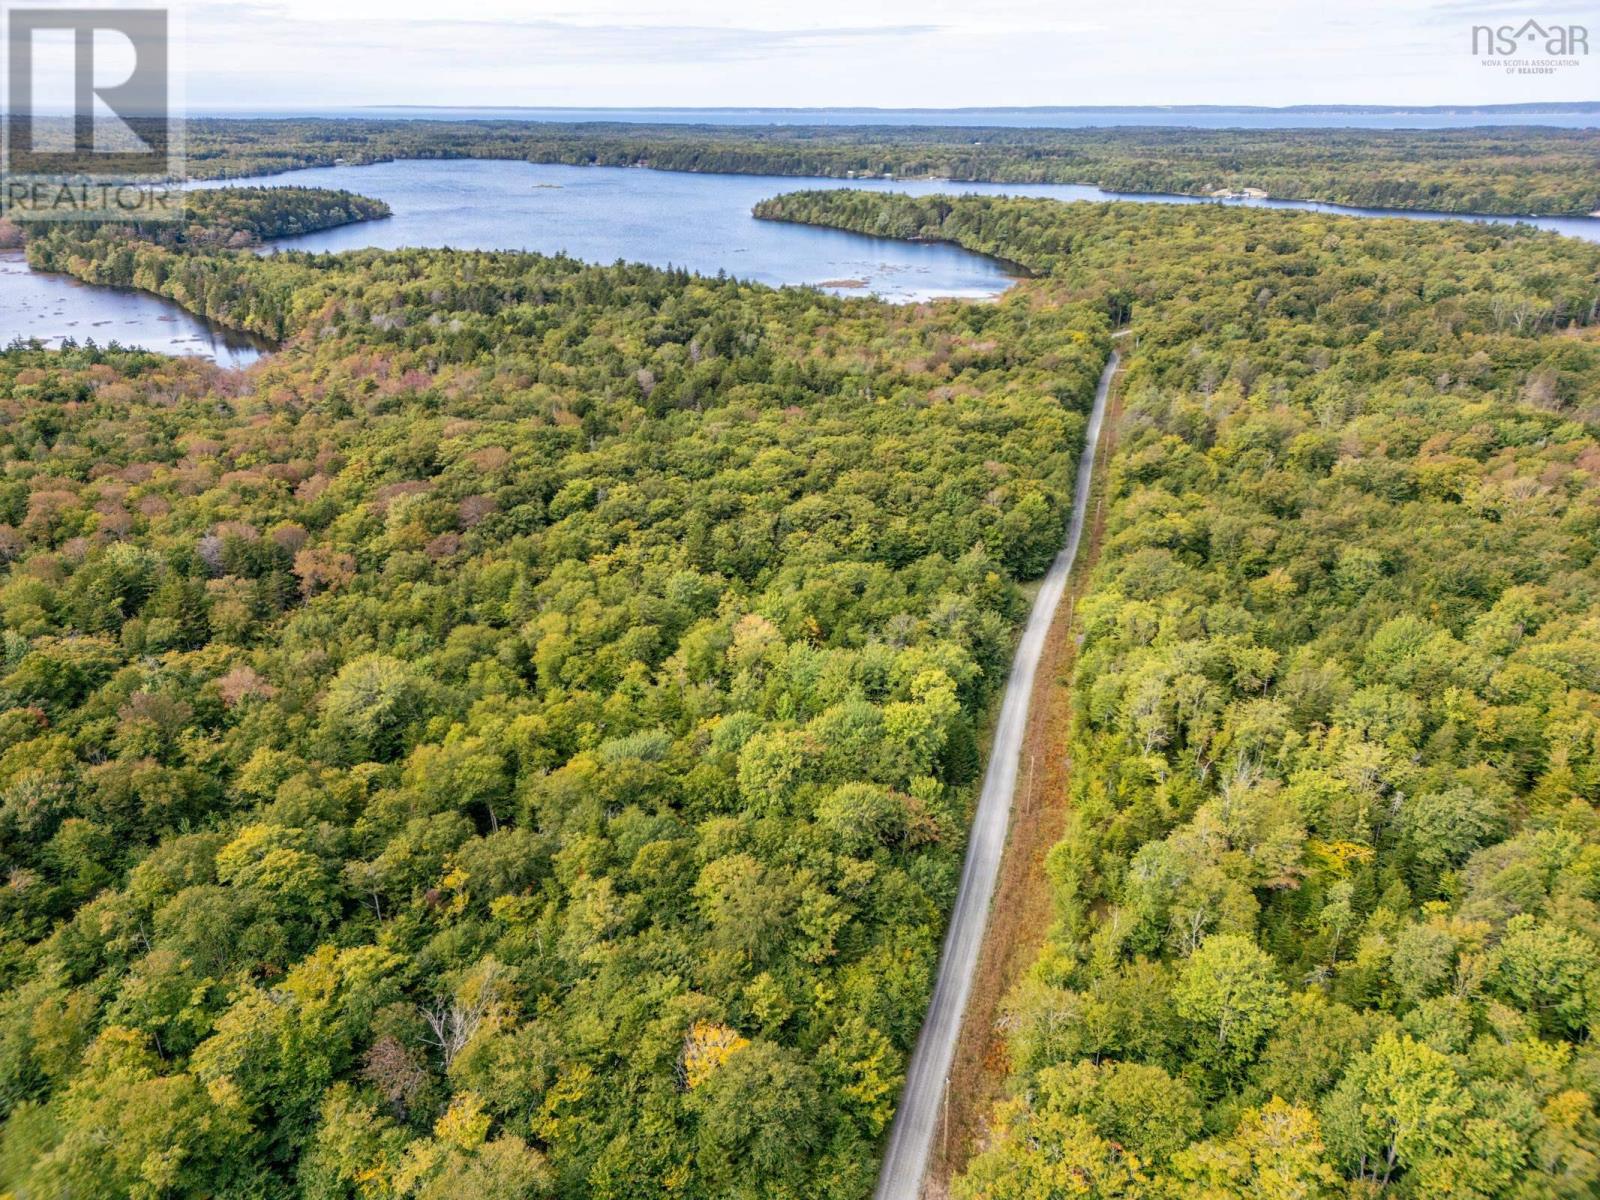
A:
32,0,1600,110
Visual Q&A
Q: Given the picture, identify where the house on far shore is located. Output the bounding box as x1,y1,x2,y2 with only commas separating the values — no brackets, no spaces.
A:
1212,186,1270,200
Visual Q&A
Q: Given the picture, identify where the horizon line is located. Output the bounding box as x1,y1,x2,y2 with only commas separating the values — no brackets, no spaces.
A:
188,100,1600,114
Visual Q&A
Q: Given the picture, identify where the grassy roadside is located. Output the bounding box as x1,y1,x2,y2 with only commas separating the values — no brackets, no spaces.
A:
920,346,1128,1199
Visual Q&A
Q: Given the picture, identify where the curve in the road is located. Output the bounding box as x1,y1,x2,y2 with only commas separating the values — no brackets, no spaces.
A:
873,347,1120,1200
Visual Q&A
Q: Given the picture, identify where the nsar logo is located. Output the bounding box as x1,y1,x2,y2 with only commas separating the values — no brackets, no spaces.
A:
1471,18,1588,59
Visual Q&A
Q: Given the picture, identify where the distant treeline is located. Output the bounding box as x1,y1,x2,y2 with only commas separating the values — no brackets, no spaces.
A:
180,118,1600,216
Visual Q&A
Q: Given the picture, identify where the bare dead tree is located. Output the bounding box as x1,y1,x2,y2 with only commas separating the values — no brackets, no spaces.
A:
420,995,485,1068
419,959,512,1068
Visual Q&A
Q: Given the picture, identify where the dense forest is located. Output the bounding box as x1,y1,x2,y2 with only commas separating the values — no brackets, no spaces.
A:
8,175,1600,1199
22,188,393,342
0,191,1110,1198
171,187,392,247
754,191,1600,1197
0,187,388,255
178,118,1600,217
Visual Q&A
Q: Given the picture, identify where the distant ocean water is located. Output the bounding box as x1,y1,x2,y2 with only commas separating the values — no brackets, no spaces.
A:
190,105,1600,130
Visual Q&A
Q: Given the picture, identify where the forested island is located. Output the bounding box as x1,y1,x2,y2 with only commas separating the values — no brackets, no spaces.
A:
179,119,1600,217
3,172,1600,1200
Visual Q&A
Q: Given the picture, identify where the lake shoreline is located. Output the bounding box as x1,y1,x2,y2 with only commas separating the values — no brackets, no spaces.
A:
2,250,275,365
186,150,1600,221
197,156,1600,241
14,157,1600,361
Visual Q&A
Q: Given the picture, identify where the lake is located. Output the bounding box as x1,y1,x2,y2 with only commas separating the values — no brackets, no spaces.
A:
1,252,270,367
10,158,1600,362
197,161,1053,301
196,159,1600,285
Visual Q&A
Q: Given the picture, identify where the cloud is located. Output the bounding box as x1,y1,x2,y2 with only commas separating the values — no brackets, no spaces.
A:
176,0,1600,109
1423,0,1595,24
190,4,941,65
